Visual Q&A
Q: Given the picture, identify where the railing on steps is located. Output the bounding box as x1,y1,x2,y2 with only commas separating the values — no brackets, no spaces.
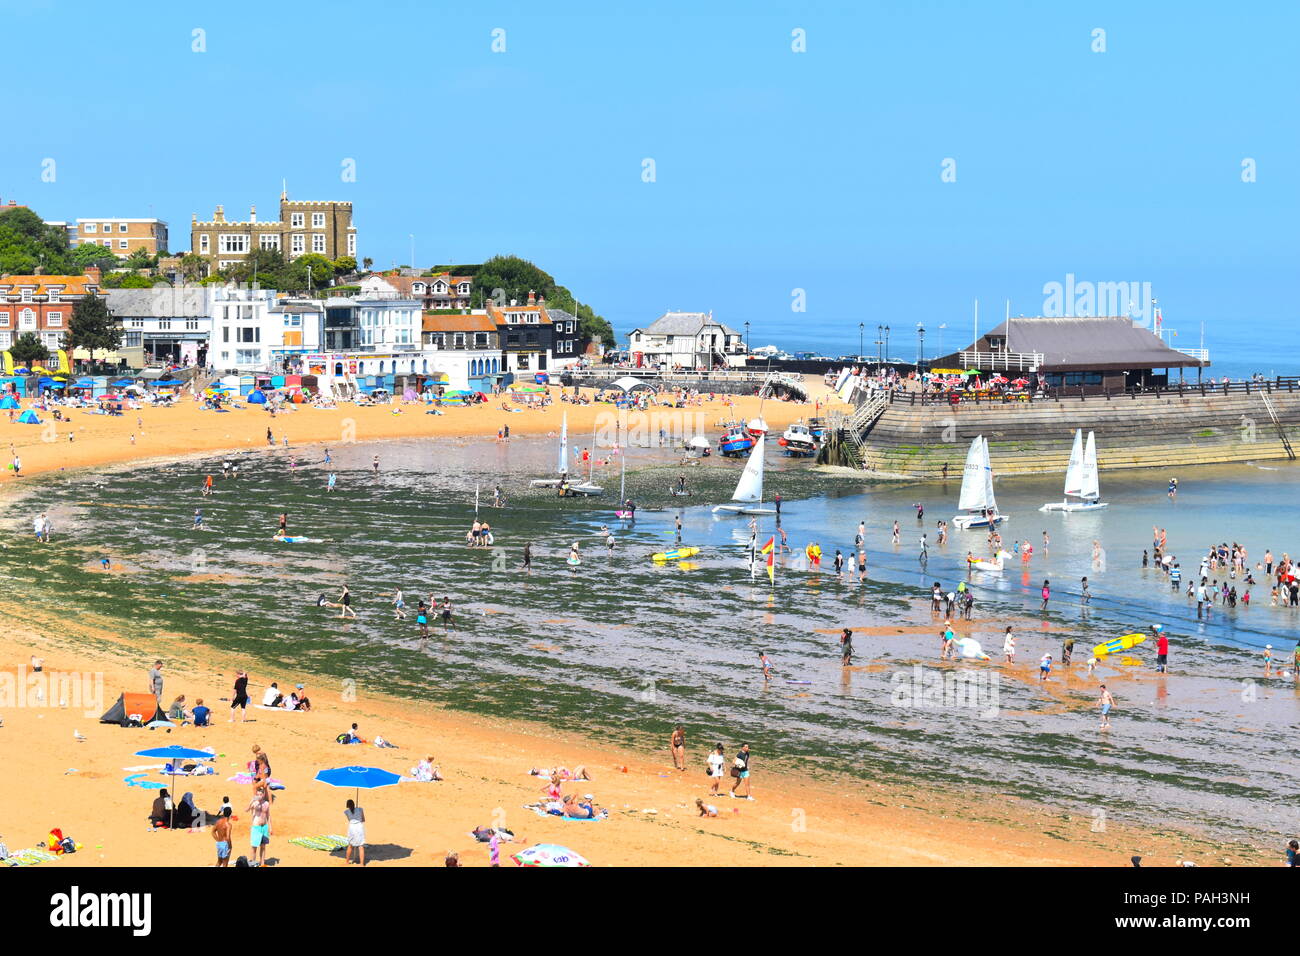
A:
1258,393,1297,459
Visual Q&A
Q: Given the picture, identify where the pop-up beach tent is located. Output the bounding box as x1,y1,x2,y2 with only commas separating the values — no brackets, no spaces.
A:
0,395,18,409
17,409,41,424
100,692,167,727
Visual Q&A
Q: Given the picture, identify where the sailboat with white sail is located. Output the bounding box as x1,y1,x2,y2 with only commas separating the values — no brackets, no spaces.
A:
712,432,777,516
566,424,604,496
529,411,570,487
1040,430,1106,512
951,435,1007,529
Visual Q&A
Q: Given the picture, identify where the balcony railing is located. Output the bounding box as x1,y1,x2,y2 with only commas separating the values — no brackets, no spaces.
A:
957,349,1044,371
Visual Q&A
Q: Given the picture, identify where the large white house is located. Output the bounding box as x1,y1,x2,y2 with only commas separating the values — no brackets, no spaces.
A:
626,311,746,369
209,287,323,372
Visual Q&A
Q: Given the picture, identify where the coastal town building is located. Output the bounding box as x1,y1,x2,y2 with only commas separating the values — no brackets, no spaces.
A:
44,218,169,256
0,267,104,353
931,315,1211,392
303,344,503,396
208,287,323,372
104,286,210,367
626,311,747,370
360,272,473,310
191,189,356,272
484,291,584,375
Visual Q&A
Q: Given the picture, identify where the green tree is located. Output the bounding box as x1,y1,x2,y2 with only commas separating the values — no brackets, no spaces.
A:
104,272,160,289
178,253,208,281
0,206,74,275
72,242,119,275
283,253,335,292
220,248,287,288
9,332,49,366
123,247,157,271
65,295,122,363
361,256,374,272
332,255,357,275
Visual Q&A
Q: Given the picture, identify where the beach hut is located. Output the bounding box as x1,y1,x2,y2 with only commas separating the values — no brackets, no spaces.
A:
100,692,167,727
17,409,41,424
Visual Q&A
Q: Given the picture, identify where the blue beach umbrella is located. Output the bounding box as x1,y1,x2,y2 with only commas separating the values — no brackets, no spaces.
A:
110,379,132,387
315,765,401,803
154,379,183,387
135,744,216,827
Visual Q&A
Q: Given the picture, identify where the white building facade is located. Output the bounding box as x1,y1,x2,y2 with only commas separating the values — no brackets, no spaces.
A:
626,311,747,370
209,287,323,372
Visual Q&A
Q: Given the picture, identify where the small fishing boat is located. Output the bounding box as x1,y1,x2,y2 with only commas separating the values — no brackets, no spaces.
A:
713,433,777,516
778,421,819,457
1040,430,1107,512
719,421,756,457
951,436,1007,529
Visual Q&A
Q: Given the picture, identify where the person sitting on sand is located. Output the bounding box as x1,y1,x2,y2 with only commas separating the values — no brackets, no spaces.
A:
562,794,601,820
696,798,719,818
191,698,210,727
338,723,363,745
149,789,173,828
411,756,443,782
262,682,284,708
167,695,188,721
290,684,311,711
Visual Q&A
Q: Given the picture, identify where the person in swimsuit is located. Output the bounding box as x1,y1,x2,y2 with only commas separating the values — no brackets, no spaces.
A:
338,585,356,619
213,806,233,867
392,589,406,620
840,627,853,666
670,724,686,771
522,543,532,574
416,600,429,640
229,670,250,723
440,597,454,630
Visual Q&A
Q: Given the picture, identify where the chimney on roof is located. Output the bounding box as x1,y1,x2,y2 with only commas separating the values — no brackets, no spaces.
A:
85,266,101,284
526,290,535,305
249,204,257,223
537,294,545,307
213,205,225,223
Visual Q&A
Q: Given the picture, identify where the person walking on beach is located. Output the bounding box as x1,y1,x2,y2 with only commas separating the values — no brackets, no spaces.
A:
440,596,455,630
149,660,164,701
840,627,854,666
1098,684,1115,730
729,743,753,800
248,786,271,866
892,521,900,545
1062,636,1075,666
857,549,867,583
203,473,213,497
1080,576,1091,606
266,427,273,447
372,454,380,476
522,542,532,574
213,806,233,867
344,799,366,866
337,585,356,619
1038,653,1052,682
392,588,407,620
327,472,337,492
758,651,773,682
707,743,726,794
1040,579,1050,612
918,533,928,566
1002,627,1015,664
230,670,250,723
670,724,686,772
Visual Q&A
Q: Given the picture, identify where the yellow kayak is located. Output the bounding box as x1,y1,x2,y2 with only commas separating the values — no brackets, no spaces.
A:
1093,633,1146,658
652,547,700,562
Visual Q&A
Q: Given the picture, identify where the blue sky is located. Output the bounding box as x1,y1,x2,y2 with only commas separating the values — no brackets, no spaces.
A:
5,0,1296,354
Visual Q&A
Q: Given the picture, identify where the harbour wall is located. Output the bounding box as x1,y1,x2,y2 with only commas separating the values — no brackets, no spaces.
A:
833,385,1300,477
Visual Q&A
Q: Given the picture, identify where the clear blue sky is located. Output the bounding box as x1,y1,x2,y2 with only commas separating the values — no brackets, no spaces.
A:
6,0,1296,354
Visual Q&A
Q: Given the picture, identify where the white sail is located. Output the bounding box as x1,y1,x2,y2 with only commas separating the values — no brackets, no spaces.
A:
982,438,998,512
731,433,766,503
1062,429,1085,497
957,436,988,512
619,446,626,501
1080,431,1100,500
557,413,569,475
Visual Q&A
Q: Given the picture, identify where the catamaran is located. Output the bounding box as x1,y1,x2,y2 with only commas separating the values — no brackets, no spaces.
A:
951,435,1007,529
712,432,777,516
1040,430,1106,512
530,411,570,488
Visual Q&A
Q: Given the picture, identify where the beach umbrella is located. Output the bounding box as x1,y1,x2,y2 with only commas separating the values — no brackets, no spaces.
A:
511,843,590,867
154,378,183,387
110,379,132,387
314,765,401,803
134,744,217,827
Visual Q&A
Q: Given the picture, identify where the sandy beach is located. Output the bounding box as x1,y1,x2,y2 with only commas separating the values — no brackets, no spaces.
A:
0,378,1277,868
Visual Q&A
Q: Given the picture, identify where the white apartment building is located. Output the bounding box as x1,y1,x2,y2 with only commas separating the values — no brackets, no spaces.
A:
209,287,323,372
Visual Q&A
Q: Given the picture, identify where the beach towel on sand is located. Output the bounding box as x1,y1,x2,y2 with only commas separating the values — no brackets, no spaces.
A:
523,802,608,822
3,848,58,867
289,835,349,851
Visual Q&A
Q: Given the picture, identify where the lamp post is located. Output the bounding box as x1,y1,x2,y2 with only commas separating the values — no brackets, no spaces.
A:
884,325,891,365
744,321,750,354
858,322,864,360
916,323,925,369
876,324,883,365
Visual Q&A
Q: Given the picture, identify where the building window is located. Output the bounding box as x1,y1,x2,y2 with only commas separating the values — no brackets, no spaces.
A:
347,234,356,256
200,234,210,254
84,223,97,234
0,312,8,327
291,234,305,255
124,332,142,347
219,234,250,254
290,212,304,228
19,308,35,329
101,223,111,232
312,233,325,254
119,240,129,250
185,318,199,331
102,239,113,247
119,223,128,233
259,234,280,250
158,318,171,330
47,312,63,327
312,212,325,228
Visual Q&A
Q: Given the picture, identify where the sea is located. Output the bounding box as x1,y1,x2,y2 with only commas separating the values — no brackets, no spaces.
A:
4,436,1298,849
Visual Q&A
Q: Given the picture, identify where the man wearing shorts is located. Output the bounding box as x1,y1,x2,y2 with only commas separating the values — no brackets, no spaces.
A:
230,670,250,723
213,806,233,867
248,787,271,866
1098,684,1115,730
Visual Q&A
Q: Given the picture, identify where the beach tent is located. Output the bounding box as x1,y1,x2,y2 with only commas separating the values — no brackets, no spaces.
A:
609,376,655,394
0,395,18,409
17,409,40,424
247,389,267,404
100,692,167,727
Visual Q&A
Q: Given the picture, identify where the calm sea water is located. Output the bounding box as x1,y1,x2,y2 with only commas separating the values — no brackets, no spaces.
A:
6,438,1298,847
